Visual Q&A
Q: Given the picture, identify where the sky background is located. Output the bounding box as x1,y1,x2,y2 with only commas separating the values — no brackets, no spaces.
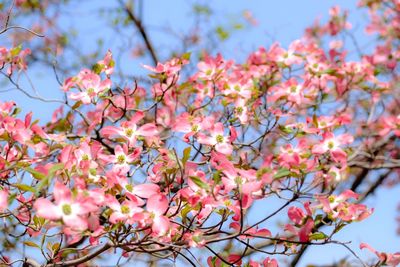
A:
1,0,399,266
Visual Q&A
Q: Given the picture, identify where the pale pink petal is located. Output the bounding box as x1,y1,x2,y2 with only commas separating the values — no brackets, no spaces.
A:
152,215,170,235
215,143,233,154
99,79,112,91
147,194,168,215
137,123,158,136
34,198,62,220
130,111,145,124
63,215,88,230
312,143,326,154
288,206,305,225
100,126,121,137
197,134,215,146
298,218,314,242
339,189,359,200
133,184,160,199
0,190,8,212
54,182,71,203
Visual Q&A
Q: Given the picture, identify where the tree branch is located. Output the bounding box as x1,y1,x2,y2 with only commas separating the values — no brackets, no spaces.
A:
118,0,159,65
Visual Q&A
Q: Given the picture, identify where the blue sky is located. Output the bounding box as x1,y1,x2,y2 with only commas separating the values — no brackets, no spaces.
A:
1,1,399,266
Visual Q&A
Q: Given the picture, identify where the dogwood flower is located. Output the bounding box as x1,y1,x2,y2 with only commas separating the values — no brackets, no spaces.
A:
147,194,170,236
197,123,235,154
69,72,111,104
101,111,158,147
34,182,97,231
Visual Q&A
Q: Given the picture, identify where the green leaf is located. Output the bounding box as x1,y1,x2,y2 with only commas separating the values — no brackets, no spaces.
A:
25,167,46,180
23,241,39,248
312,114,318,127
92,63,103,74
11,107,21,116
181,52,191,61
278,125,293,134
52,242,61,252
48,163,65,176
190,176,210,190
309,232,327,240
216,26,229,41
182,147,191,165
35,163,65,196
14,183,35,193
273,168,291,179
71,100,83,110
233,23,244,30
212,170,222,184
193,4,211,16
10,45,22,57
181,204,192,224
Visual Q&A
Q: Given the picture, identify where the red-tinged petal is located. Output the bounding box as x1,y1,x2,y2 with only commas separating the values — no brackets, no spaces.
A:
304,201,313,216
100,79,112,90
339,189,359,200
131,111,145,124
284,223,297,235
229,222,240,231
229,126,238,142
147,194,168,215
299,218,314,242
215,143,233,154
317,197,332,213
127,147,142,162
70,92,90,104
63,215,88,231
0,190,8,212
214,123,225,135
360,242,378,254
133,184,160,199
207,256,222,267
257,228,272,237
197,134,214,146
312,143,326,154
60,145,73,165
331,149,347,163
34,198,62,220
152,215,170,235
54,182,71,203
338,133,354,144
288,206,305,225
242,181,262,195
263,257,278,267
124,193,145,206
183,132,195,142
109,212,127,224
227,254,242,265
100,126,120,137
31,124,48,138
241,193,253,209
114,145,124,155
137,123,158,136
387,253,400,266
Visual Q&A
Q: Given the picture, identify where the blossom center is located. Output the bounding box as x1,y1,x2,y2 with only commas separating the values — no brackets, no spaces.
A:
121,205,130,214
62,204,72,216
125,128,134,137
117,154,126,164
216,134,224,143
87,88,95,95
191,124,199,132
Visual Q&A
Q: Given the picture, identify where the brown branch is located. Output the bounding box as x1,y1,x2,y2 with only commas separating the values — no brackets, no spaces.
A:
118,0,158,65
45,242,112,267
0,0,44,37
23,258,41,267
